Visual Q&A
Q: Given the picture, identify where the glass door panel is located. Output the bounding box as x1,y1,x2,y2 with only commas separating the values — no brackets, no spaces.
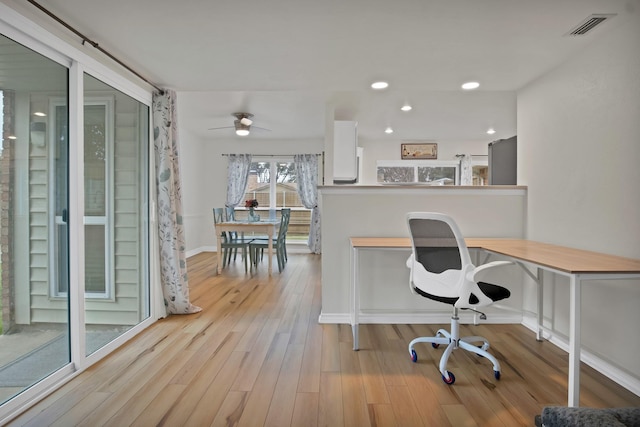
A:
83,74,149,356
0,34,70,404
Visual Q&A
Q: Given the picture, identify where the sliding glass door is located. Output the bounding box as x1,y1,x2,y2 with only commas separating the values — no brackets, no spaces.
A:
0,34,70,404
0,31,150,409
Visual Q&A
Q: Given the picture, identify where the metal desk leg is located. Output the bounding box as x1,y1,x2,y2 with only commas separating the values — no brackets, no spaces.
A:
537,268,544,341
351,246,359,350
568,274,582,407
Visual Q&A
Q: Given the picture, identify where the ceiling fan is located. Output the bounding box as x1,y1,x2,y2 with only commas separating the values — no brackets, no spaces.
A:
208,112,270,136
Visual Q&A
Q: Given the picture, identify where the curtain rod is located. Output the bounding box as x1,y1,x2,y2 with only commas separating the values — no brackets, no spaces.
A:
26,0,165,94
222,153,322,157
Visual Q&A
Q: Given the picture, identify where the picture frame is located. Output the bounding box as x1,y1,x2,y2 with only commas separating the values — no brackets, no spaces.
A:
401,142,438,160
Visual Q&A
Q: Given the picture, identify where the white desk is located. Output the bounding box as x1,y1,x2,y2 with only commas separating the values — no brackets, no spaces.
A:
349,237,640,407
215,220,279,275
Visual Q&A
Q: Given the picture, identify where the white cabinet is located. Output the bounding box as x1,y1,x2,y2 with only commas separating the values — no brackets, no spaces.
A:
333,121,357,183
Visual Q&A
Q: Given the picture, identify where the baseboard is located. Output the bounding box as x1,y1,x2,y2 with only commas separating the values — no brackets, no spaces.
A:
521,315,640,398
186,246,215,258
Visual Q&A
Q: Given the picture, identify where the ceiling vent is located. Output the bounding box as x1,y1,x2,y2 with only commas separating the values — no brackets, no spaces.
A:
567,14,616,36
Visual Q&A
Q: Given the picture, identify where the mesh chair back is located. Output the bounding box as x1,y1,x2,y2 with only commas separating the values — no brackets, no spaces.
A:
408,216,463,274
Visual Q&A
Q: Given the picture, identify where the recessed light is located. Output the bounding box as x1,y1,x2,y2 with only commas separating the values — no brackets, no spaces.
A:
371,81,389,90
384,127,394,134
401,104,412,112
487,128,496,135
461,81,480,90
34,112,46,117
8,135,17,140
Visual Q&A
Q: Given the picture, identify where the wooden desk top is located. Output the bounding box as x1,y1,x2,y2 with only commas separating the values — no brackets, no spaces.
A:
350,237,640,275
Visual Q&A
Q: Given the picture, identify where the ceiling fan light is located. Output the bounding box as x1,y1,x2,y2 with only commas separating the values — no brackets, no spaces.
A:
235,120,251,136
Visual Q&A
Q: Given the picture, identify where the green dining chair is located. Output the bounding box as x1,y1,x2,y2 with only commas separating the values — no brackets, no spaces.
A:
213,207,253,272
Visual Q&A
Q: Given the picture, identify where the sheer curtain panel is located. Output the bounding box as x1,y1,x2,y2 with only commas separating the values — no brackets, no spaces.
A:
153,90,201,314
226,154,252,207
294,154,321,254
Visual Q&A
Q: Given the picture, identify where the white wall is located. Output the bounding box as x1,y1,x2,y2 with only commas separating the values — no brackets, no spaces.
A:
176,126,209,253
518,10,640,382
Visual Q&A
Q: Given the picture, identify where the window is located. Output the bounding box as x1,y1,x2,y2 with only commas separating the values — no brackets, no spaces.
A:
377,160,459,185
241,157,310,241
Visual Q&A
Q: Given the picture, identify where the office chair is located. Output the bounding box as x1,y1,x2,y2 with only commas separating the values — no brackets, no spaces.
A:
405,212,512,385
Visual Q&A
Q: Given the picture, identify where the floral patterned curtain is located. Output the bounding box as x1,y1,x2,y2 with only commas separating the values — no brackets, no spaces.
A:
153,90,201,314
294,154,321,254
460,154,473,185
226,154,252,207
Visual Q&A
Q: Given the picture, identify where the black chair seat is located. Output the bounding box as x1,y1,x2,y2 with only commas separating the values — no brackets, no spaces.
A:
413,281,511,305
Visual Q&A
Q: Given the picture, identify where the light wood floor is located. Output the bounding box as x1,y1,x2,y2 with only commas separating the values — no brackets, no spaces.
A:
7,252,640,426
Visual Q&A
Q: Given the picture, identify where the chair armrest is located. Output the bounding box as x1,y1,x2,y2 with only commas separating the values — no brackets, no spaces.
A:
466,261,512,283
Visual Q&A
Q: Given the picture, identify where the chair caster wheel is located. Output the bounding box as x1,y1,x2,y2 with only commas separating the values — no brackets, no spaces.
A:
432,343,440,349
494,370,501,380
442,371,456,385
410,349,418,363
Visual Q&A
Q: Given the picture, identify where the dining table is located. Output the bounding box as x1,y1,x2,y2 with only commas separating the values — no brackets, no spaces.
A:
215,219,280,275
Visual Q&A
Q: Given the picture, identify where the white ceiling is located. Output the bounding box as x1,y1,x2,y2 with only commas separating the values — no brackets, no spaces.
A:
12,0,639,141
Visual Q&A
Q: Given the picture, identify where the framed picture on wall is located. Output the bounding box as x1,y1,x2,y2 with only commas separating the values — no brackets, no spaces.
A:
401,142,438,159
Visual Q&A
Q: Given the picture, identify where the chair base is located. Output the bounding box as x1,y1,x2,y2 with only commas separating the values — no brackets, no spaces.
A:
408,308,501,384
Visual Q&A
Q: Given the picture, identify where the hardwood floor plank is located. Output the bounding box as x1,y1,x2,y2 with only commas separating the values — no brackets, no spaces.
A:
321,324,341,373
210,391,248,427
402,370,453,427
157,331,244,426
358,349,391,404
183,350,245,427
291,392,319,427
130,384,185,427
237,333,291,427
442,404,479,427
297,320,323,393
339,341,371,426
264,344,305,427
387,384,426,426
6,253,640,427
367,403,399,427
318,372,344,427
232,318,282,392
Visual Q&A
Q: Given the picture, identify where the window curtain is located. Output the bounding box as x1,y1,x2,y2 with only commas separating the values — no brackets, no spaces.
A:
294,154,321,254
226,154,252,207
460,154,473,185
153,90,201,314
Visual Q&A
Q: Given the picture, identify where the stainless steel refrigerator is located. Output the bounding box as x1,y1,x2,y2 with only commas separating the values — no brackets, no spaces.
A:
488,136,517,185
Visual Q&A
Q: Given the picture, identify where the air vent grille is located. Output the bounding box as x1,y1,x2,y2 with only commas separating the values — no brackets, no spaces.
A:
568,14,616,36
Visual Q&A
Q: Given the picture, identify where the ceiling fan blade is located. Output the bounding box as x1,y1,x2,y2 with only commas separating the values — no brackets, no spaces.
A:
251,125,271,132
208,126,234,130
